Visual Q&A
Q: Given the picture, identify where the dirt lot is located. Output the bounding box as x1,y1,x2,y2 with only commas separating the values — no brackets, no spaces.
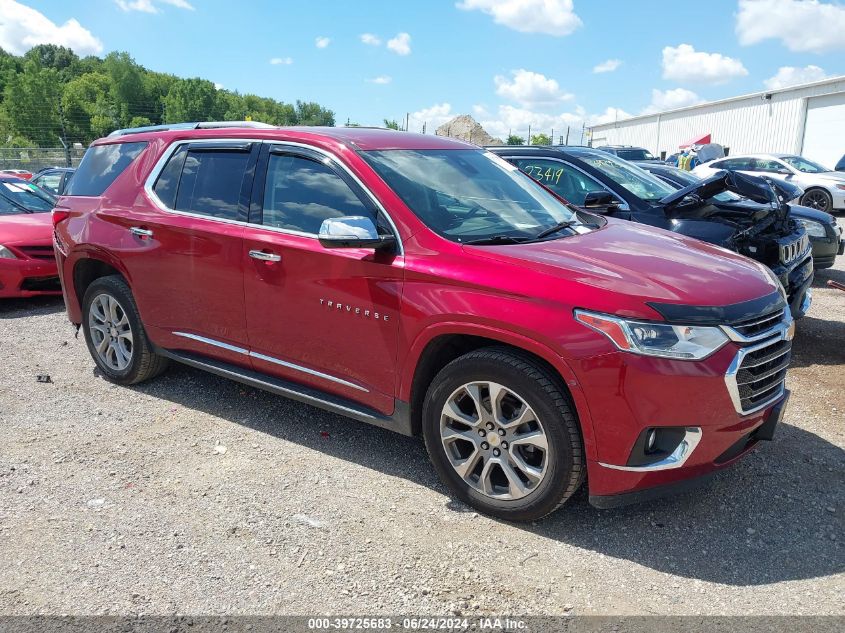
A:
1,231,843,617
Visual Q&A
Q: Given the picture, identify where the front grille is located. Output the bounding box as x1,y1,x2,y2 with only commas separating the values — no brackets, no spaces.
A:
20,275,61,291
727,337,791,414
779,234,810,265
18,245,55,260
730,308,785,338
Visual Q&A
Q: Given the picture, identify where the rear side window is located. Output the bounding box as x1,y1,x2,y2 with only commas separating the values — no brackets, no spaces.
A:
65,142,147,196
173,149,250,220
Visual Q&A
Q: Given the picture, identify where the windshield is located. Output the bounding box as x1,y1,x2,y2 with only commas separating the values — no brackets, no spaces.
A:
616,148,655,161
781,155,830,173
0,180,55,213
362,149,584,243
580,153,675,201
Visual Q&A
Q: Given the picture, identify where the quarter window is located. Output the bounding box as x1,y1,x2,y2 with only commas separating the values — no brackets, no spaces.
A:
262,153,373,233
173,149,250,220
512,158,606,206
65,141,147,196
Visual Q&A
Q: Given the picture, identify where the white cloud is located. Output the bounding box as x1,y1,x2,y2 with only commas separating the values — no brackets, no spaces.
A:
478,105,584,140
494,69,573,108
315,36,331,49
408,103,454,133
587,107,633,125
269,57,293,65
367,75,392,84
214,82,224,90
764,64,829,89
661,44,748,84
0,0,103,55
593,59,622,74
457,0,582,36
387,32,411,55
737,0,845,53
642,88,704,114
360,33,382,46
115,0,194,12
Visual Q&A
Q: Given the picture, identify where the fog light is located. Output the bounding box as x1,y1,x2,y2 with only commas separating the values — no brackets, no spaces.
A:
645,429,657,452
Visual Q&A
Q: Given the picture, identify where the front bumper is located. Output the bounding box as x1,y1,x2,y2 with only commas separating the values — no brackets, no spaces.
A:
773,254,813,318
0,257,61,298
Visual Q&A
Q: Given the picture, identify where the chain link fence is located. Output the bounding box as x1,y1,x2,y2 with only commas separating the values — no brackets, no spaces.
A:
0,147,86,173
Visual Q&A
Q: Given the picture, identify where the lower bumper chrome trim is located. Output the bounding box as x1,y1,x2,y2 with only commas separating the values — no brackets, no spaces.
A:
599,427,702,472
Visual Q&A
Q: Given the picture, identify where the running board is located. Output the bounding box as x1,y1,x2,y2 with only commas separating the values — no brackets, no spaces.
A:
155,348,413,435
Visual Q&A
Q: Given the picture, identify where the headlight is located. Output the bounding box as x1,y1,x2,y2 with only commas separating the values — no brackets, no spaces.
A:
796,218,827,238
575,309,729,360
0,245,18,259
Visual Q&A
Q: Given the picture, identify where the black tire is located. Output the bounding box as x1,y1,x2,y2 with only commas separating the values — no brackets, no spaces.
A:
81,275,168,385
422,347,585,521
800,188,833,213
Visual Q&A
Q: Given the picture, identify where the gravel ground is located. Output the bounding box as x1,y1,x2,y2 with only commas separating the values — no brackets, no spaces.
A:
1,228,843,617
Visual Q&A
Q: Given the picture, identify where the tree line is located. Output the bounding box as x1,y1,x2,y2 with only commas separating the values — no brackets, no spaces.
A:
0,44,335,148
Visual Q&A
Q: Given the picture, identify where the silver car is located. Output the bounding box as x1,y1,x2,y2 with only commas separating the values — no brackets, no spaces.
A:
693,153,845,213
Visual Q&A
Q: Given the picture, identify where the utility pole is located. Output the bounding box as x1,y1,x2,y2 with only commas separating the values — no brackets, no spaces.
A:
527,124,532,145
57,99,71,167
551,128,554,145
565,126,570,145
405,112,410,132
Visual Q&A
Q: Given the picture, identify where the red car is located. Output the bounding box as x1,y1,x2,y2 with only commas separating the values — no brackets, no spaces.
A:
0,169,33,180
0,177,61,298
54,123,793,520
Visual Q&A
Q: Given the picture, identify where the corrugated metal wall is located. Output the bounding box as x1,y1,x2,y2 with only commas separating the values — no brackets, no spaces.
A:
589,79,845,158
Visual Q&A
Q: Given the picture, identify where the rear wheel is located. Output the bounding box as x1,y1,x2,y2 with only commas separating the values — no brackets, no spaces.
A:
800,188,833,212
423,347,584,521
82,275,168,385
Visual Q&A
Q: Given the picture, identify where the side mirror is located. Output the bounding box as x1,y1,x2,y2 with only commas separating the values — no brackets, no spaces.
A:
583,190,620,209
776,168,792,176
318,216,396,250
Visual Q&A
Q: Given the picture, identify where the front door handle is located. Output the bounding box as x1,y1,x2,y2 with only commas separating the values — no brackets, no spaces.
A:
129,226,153,238
249,249,281,262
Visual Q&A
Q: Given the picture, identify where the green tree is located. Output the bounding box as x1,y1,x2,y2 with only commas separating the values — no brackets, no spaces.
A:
62,73,116,142
506,134,524,145
163,78,218,122
383,118,400,130
103,52,149,126
3,61,62,146
295,100,334,126
530,133,551,146
24,44,78,79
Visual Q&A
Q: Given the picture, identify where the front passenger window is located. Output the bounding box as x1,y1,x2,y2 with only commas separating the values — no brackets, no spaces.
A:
262,153,374,233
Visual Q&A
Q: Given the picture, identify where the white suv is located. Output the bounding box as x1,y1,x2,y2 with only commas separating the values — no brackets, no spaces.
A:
693,153,845,213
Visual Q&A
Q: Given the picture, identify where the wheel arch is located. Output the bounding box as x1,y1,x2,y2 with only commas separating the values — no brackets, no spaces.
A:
69,250,132,323
401,323,597,459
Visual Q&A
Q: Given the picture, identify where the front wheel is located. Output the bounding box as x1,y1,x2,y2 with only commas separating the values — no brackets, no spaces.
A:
82,275,169,385
800,188,833,212
422,347,585,521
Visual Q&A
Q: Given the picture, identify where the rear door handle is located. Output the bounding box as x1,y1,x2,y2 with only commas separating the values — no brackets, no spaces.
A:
129,227,153,238
249,249,281,262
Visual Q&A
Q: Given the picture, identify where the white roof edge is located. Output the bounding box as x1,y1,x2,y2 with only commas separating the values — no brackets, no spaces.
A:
589,75,845,130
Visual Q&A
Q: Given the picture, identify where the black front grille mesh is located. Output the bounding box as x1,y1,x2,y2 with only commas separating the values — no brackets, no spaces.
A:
736,339,791,412
731,309,785,338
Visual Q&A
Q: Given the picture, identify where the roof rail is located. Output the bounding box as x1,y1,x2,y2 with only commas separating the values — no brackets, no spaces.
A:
107,121,276,137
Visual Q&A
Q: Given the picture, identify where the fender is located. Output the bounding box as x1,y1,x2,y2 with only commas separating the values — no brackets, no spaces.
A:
64,245,135,324
400,320,598,460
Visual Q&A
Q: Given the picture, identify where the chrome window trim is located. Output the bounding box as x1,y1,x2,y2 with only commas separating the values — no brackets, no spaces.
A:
172,331,369,393
503,154,632,211
599,427,702,472
143,137,404,255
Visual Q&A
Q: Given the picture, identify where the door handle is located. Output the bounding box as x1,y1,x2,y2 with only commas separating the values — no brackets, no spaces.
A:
130,226,153,238
249,249,281,262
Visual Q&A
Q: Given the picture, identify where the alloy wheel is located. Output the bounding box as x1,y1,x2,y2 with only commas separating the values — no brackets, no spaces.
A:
802,190,830,211
440,381,549,500
88,293,134,371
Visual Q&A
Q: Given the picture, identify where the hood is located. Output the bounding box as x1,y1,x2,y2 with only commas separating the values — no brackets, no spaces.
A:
788,204,836,224
0,212,54,246
465,219,779,316
659,170,778,211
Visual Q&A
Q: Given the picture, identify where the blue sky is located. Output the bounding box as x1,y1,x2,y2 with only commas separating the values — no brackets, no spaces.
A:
6,0,845,139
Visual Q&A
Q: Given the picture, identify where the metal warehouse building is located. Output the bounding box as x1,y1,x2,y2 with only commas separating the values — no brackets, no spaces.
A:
588,76,845,169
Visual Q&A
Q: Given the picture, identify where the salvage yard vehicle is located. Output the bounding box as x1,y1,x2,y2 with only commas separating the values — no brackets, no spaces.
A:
55,123,795,520
31,167,75,196
642,163,844,270
593,145,663,165
0,177,61,298
693,153,845,213
490,146,813,318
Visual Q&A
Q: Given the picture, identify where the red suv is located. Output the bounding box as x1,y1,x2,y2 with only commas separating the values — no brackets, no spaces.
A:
54,122,794,520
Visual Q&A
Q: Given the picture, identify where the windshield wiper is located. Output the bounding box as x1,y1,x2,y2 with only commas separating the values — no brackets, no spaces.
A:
533,220,578,240
462,235,529,246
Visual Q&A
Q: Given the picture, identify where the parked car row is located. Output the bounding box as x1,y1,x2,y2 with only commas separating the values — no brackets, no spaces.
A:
37,121,805,521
